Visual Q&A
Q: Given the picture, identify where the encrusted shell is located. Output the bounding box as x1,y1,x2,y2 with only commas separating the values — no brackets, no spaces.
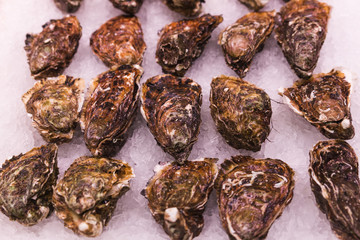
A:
145,158,218,240
53,156,134,237
54,0,83,13
238,0,269,11
141,74,202,162
161,0,203,17
215,155,295,240
109,0,144,14
0,144,58,226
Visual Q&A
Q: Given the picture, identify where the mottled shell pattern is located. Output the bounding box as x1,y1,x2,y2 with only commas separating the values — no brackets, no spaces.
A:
109,0,144,14
54,0,83,13
238,0,269,11
161,0,203,17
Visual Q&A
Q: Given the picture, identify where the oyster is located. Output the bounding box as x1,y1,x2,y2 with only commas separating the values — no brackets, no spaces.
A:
80,65,143,156
238,0,269,11
218,11,275,78
279,69,354,140
22,75,85,143
54,0,83,13
53,156,134,237
0,144,58,226
161,0,203,17
144,158,218,240
309,140,360,240
215,155,295,240
141,74,202,162
275,0,331,79
156,14,223,77
25,16,82,80
109,0,144,14
90,15,146,68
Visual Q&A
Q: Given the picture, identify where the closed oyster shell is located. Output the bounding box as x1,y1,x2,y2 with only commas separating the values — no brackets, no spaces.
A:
0,144,58,226
141,74,202,163
109,0,144,14
53,156,134,237
54,0,83,13
215,155,295,240
161,0,203,17
238,0,269,11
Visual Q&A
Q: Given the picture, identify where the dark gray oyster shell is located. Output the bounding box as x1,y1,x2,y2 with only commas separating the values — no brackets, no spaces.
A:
145,158,218,240
156,14,223,77
215,155,295,240
161,0,203,17
109,0,144,14
141,74,202,163
25,16,82,80
54,0,83,13
80,65,143,157
238,0,269,11
0,144,58,226
53,156,134,237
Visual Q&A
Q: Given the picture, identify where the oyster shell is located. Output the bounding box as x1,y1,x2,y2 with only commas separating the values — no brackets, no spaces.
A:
80,65,143,157
161,0,203,17
22,75,85,143
53,156,134,237
275,0,331,79
54,0,83,13
141,74,202,162
156,14,223,77
279,69,354,140
90,15,146,68
109,0,144,14
238,0,269,11
0,144,58,226
218,11,275,78
215,155,295,240
25,16,82,80
309,140,360,240
144,158,218,240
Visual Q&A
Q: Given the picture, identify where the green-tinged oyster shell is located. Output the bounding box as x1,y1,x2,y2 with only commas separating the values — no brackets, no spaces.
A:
54,0,83,13
161,0,203,17
238,0,269,11
109,0,144,14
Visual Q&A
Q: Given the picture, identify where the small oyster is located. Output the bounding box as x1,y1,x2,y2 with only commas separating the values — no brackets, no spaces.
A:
53,156,134,237
279,69,354,140
109,0,144,14
141,74,202,162
161,0,203,17
25,16,82,80
238,0,269,11
54,0,83,13
156,14,223,77
80,65,143,156
215,155,295,240
145,158,218,240
0,144,58,226
22,75,85,143
90,15,146,68
275,0,331,79
218,11,275,78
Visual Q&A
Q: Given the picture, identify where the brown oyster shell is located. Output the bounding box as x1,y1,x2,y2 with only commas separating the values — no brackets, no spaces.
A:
53,156,134,237
156,14,223,77
109,0,144,14
215,155,295,240
141,74,202,163
25,16,82,80
238,0,269,11
161,0,203,17
145,158,218,240
80,65,143,157
54,0,83,13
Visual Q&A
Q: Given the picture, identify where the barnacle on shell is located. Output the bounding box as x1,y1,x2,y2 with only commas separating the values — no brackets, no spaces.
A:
109,0,144,14
54,0,83,13
238,0,269,11
161,0,203,17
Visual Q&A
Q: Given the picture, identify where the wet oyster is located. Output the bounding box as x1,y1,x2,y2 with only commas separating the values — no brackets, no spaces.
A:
215,155,295,240
309,140,360,240
80,65,143,156
0,144,58,226
22,75,85,143
25,16,82,80
53,156,134,237
156,14,223,77
90,15,146,68
109,0,144,14
275,0,331,79
279,69,354,140
54,0,83,13
238,0,269,11
141,74,202,162
161,0,203,17
144,158,218,240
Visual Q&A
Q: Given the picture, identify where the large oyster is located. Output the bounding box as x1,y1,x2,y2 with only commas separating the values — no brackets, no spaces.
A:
144,158,218,240
156,14,223,77
279,69,354,140
80,65,143,156
141,74,202,162
0,144,58,226
215,155,295,240
109,0,144,14
53,156,134,237
238,0,269,11
161,0,203,17
54,0,83,13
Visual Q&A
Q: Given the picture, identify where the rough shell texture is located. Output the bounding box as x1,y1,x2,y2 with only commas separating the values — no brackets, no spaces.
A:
279,69,354,140
156,14,223,77
145,158,218,240
141,74,202,163
25,16,82,80
218,11,275,78
90,15,146,68
309,140,360,240
161,0,203,17
109,0,144,14
275,0,331,79
80,65,143,157
53,156,134,237
238,0,269,11
215,155,295,240
22,75,85,143
0,144,58,226
53,0,83,13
